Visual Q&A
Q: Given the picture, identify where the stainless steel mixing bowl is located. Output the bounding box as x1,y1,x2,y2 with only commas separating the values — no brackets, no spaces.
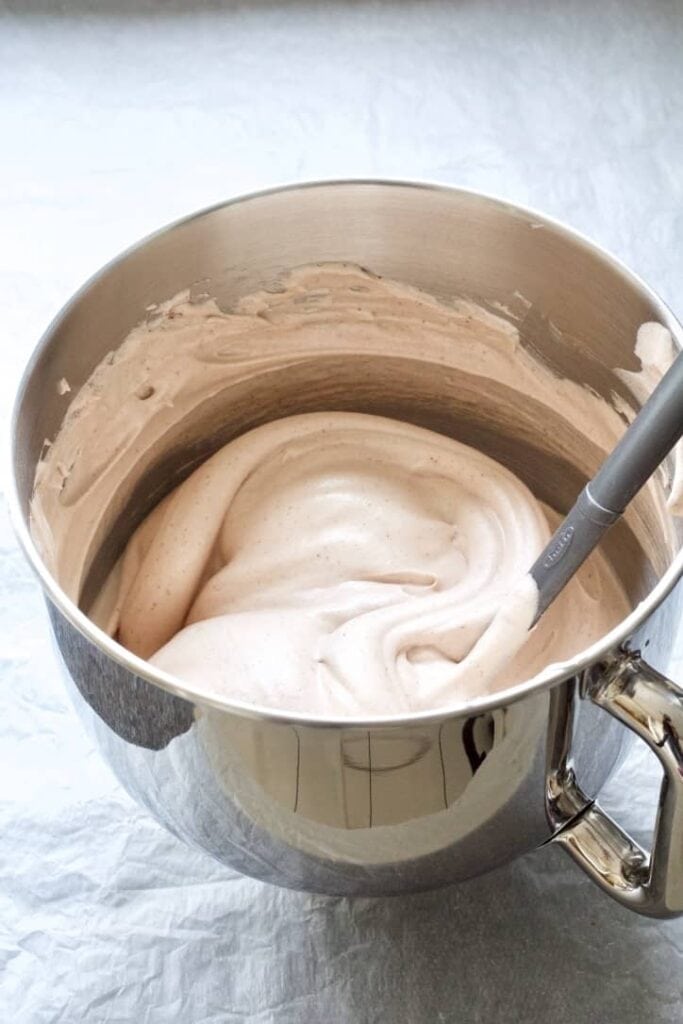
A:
9,181,683,916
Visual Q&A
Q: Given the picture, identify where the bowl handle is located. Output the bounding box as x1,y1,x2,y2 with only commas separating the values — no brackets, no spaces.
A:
550,652,683,918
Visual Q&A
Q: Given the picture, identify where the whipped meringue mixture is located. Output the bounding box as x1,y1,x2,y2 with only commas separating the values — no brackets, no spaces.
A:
89,410,629,714
31,263,679,716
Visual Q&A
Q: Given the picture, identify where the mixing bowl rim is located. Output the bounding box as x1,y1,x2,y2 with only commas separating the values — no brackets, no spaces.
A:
8,177,683,727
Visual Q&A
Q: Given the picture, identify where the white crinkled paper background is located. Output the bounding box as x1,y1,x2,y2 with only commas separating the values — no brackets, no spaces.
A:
2,1,683,1020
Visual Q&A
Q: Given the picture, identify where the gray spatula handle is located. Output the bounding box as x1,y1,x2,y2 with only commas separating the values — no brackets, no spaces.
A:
530,349,683,624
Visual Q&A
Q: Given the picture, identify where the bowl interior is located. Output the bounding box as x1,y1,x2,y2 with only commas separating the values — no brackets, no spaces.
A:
12,182,683,675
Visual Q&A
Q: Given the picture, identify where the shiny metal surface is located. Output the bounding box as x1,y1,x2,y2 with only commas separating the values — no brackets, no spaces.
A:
8,180,683,907
552,652,683,917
